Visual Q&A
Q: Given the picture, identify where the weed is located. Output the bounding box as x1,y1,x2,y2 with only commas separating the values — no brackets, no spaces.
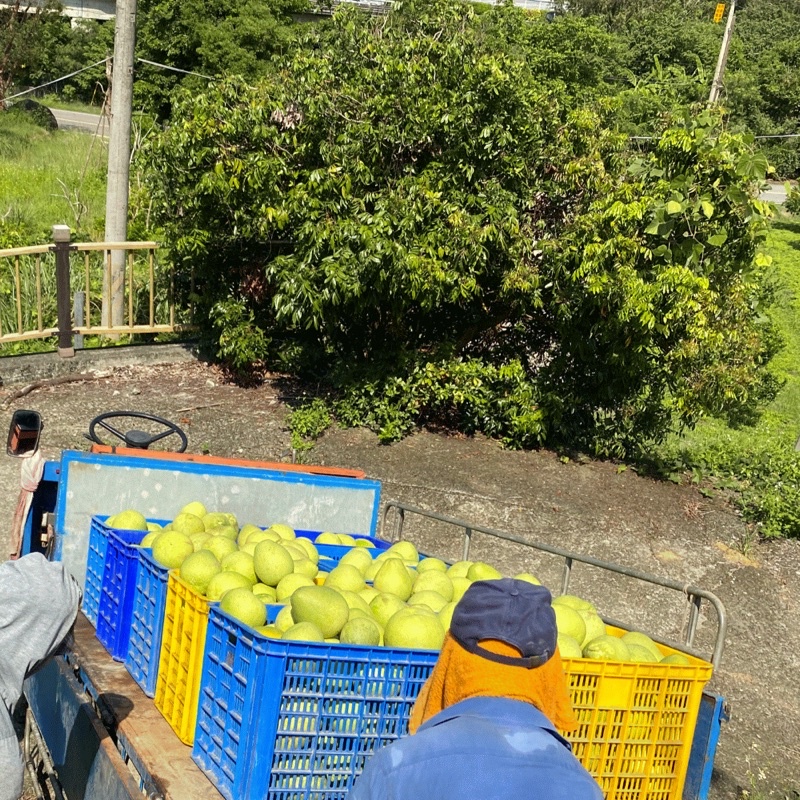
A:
288,398,332,459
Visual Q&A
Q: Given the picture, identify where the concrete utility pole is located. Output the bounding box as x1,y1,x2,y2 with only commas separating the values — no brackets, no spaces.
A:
103,0,137,329
708,0,736,105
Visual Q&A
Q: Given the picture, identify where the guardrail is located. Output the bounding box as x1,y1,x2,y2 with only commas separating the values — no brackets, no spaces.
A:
0,225,194,356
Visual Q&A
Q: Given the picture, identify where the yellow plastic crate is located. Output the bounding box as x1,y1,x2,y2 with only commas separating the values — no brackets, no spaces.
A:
562,626,713,800
154,571,211,745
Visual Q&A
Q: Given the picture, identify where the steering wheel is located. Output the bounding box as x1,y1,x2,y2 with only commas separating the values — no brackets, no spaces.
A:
87,411,188,453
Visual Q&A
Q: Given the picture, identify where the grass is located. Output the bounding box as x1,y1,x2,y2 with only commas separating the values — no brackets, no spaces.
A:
36,93,105,115
0,109,107,240
653,213,800,537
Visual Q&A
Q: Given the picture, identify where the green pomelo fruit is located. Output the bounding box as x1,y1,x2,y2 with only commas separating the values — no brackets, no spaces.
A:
553,604,587,644
467,561,502,582
206,570,253,601
205,524,239,541
239,541,258,557
354,539,376,549
276,572,315,601
179,550,221,594
347,607,371,621
621,631,663,660
146,522,163,532
339,548,373,574
417,557,447,574
202,512,232,530
514,572,542,586
338,590,372,615
269,523,296,541
373,559,413,601
171,512,206,535
627,643,660,663
283,622,325,642
152,531,194,569
337,534,357,546
256,624,283,639
552,594,597,614
577,610,607,648
315,532,340,545
140,530,161,548
384,607,445,650
412,571,454,602
364,560,384,582
109,509,149,531
180,501,207,520
201,535,239,563
451,576,473,603
359,586,379,604
660,653,690,665
446,560,473,579
293,537,320,564
237,524,263,545
386,541,419,563
190,532,212,551
291,585,350,638
583,634,630,661
407,590,448,613
241,530,270,549
324,564,366,593
340,616,381,646
558,634,584,659
293,558,319,580
283,543,309,562
438,601,456,631
274,603,295,632
220,587,266,629
253,540,295,587
221,550,257,584
369,593,407,627
254,585,278,604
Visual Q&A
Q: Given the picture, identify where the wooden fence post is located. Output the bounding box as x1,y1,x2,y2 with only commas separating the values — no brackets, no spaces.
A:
52,225,75,358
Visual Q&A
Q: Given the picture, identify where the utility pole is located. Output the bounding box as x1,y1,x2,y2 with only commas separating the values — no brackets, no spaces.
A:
103,0,137,330
708,0,736,105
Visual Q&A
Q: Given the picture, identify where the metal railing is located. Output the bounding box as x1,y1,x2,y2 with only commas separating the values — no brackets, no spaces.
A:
0,225,195,356
381,500,727,668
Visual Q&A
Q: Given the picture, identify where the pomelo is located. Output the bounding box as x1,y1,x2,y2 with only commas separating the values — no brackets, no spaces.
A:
338,590,373,615
291,585,350,638
283,622,325,642
206,570,253,601
294,558,319,580
384,607,445,650
190,532,212,551
339,548,373,574
221,587,266,629
140,530,161,548
416,557,447,574
340,616,381,646
373,558,413,601
179,550,221,594
660,652,690,665
558,633,583,658
269,523,296,541
274,603,295,632
146,521,163,533
256,624,283,639
254,585,278,604
171,512,206,535
221,550,257,585
293,537,320,564
412,570,454,602
354,538,376,549
467,562,502,582
627,643,660,663
446,560,473,579
438,601,456,631
237,523,263,546
315,532,340,545
180,501,207,520
205,524,239,541
621,631,662,660
553,594,597,614
407,590,448,613
276,572,315,601
583,634,630,661
253,540,295,587
152,531,194,569
337,534,357,546
202,512,231,530
324,564,366,593
359,586,379,604
552,604,587,644
202,535,239,562
386,541,419,563
369,593,407,627
109,509,148,531
578,610,607,648
514,572,542,586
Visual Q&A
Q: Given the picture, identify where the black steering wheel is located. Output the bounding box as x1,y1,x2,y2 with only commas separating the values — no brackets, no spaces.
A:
87,411,188,452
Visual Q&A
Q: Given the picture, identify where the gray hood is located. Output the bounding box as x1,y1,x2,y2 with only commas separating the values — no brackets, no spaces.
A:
0,553,81,712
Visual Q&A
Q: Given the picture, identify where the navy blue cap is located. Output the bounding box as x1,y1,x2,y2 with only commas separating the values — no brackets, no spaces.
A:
449,578,556,669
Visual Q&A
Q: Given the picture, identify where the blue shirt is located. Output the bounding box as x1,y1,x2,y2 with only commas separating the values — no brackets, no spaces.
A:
348,696,604,800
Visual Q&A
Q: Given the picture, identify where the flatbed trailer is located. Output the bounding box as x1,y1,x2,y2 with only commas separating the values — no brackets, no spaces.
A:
14,430,728,800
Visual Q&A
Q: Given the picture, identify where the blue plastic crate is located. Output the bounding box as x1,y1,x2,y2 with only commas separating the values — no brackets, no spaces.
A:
125,547,170,696
83,515,113,626
192,605,438,800
296,530,391,566
96,528,150,660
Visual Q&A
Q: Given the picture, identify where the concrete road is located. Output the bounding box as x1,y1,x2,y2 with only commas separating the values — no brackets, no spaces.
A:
48,107,107,135
761,181,787,205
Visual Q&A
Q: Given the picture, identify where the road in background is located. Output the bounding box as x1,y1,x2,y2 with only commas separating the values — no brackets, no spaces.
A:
48,107,106,135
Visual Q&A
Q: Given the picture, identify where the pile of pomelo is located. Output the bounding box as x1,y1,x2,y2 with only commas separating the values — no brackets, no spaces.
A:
111,503,687,662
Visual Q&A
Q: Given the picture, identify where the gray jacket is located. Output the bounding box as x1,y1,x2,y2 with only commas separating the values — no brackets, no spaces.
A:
0,553,80,800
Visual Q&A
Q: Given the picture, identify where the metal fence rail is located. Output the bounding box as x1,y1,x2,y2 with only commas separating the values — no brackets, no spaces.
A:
0,227,194,355
381,500,727,668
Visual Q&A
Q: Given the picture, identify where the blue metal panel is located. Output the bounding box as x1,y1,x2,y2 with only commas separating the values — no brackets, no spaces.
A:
684,690,728,799
24,659,142,800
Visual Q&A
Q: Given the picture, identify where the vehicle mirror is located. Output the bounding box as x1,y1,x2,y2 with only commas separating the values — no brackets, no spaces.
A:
7,409,43,457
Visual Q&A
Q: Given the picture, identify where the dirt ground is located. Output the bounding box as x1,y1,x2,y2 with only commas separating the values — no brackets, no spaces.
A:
1,346,798,800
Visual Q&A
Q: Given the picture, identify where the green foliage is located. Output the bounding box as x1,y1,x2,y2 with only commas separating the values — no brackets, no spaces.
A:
785,186,800,215
288,398,332,455
141,0,780,458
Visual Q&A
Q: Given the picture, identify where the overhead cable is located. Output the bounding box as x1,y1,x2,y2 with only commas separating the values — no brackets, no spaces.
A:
4,58,110,102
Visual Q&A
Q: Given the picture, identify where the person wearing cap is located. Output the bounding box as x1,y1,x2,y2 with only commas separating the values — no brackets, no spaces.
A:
0,553,81,800
349,577,603,800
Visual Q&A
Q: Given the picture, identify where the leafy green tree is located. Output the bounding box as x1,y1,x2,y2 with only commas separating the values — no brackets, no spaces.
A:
141,0,779,455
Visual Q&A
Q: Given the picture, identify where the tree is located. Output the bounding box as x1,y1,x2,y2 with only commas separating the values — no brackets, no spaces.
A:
141,0,780,455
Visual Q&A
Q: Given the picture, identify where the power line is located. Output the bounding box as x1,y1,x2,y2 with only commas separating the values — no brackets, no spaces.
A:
136,58,215,80
4,58,110,102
